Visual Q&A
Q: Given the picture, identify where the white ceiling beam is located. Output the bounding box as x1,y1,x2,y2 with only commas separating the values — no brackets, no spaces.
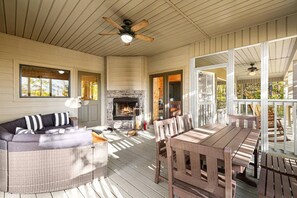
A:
164,0,210,39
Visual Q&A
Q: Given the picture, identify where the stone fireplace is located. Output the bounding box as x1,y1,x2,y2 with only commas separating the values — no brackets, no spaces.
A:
106,90,145,127
113,97,138,120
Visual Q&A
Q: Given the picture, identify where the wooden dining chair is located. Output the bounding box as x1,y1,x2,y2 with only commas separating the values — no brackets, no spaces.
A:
229,114,259,129
153,118,179,183
228,114,259,178
166,137,236,198
176,114,194,133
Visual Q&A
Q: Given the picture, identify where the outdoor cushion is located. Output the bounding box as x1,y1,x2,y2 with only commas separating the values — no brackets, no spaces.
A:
92,132,107,143
15,127,34,134
0,118,27,134
36,124,73,134
12,134,41,142
0,126,14,141
38,131,92,149
41,114,55,127
24,114,43,131
54,112,70,126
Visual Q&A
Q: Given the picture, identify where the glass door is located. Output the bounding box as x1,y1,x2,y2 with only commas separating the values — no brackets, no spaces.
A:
152,76,164,120
168,74,182,118
151,70,182,121
197,71,216,126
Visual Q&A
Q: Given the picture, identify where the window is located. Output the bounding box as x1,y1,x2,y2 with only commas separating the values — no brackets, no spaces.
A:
20,65,70,98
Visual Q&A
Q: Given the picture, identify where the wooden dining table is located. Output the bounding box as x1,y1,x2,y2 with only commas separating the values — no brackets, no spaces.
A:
173,123,260,185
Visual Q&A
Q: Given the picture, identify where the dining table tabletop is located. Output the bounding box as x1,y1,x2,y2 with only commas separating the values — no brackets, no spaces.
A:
173,123,260,170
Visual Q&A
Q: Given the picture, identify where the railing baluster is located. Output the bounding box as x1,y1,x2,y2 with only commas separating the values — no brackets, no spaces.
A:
293,103,297,155
274,102,277,151
284,102,287,154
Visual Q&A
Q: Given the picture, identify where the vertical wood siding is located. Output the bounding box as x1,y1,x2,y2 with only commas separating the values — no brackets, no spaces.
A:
148,13,297,118
106,56,146,90
194,13,297,56
0,33,105,123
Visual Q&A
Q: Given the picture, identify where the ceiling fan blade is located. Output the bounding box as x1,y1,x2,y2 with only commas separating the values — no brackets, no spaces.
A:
99,32,119,35
135,34,154,42
131,19,149,32
102,17,123,30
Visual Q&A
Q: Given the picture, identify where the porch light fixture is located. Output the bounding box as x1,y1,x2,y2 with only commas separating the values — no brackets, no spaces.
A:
249,71,256,76
58,70,65,74
120,33,133,43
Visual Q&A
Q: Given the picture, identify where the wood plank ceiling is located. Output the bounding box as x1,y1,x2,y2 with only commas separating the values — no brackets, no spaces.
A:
0,0,297,56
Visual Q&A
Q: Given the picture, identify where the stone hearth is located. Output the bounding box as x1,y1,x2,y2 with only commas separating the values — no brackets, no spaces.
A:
106,90,145,127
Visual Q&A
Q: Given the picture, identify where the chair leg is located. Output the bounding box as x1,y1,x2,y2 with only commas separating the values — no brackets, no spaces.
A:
155,160,161,184
253,148,258,178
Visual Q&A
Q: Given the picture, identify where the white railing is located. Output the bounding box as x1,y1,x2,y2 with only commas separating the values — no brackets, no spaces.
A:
234,99,297,155
197,103,215,126
197,103,227,126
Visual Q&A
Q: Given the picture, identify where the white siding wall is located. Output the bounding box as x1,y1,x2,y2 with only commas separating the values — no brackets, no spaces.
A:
194,13,297,56
147,13,297,119
0,33,105,123
106,56,146,90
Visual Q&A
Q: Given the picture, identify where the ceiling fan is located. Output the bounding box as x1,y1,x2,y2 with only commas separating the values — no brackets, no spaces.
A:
99,17,154,45
247,63,259,76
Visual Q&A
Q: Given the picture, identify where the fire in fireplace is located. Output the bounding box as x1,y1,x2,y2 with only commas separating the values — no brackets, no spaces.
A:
113,97,139,120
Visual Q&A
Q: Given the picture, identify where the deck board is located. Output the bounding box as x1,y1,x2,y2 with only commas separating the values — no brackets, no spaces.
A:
1,129,258,198
36,193,52,198
50,191,68,198
21,194,37,198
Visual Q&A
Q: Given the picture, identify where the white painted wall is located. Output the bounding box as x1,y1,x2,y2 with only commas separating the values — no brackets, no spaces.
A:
147,13,297,121
194,13,297,57
0,33,105,123
106,56,147,90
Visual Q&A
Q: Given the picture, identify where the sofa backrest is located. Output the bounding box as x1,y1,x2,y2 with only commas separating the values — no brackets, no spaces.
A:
0,113,58,134
0,118,27,134
41,114,55,127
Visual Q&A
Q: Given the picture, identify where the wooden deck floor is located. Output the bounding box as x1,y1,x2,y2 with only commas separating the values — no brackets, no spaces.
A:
0,130,258,198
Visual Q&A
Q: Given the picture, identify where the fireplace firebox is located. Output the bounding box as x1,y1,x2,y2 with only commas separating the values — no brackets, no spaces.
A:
113,97,139,120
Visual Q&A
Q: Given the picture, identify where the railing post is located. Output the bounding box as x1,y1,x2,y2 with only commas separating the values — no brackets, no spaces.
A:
274,102,277,151
293,103,297,155
189,58,197,127
261,42,269,152
284,103,288,154
227,49,235,116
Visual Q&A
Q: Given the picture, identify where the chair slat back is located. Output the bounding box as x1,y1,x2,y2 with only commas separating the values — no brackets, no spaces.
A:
228,114,259,129
176,114,194,133
167,138,232,198
153,118,178,142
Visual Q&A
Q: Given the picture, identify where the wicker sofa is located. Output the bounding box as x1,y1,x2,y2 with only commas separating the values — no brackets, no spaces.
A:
0,113,107,194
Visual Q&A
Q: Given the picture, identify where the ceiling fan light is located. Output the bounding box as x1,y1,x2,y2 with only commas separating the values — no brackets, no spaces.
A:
249,71,256,76
120,34,133,43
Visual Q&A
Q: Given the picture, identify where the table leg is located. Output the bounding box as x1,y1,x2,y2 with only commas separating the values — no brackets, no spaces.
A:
236,169,257,187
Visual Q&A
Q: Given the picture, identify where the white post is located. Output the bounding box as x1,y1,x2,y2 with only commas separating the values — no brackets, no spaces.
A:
261,42,269,152
227,49,235,116
189,58,198,127
293,103,297,155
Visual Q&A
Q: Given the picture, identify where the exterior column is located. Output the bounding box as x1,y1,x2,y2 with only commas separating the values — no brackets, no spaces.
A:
261,42,269,152
227,49,235,115
189,58,198,127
